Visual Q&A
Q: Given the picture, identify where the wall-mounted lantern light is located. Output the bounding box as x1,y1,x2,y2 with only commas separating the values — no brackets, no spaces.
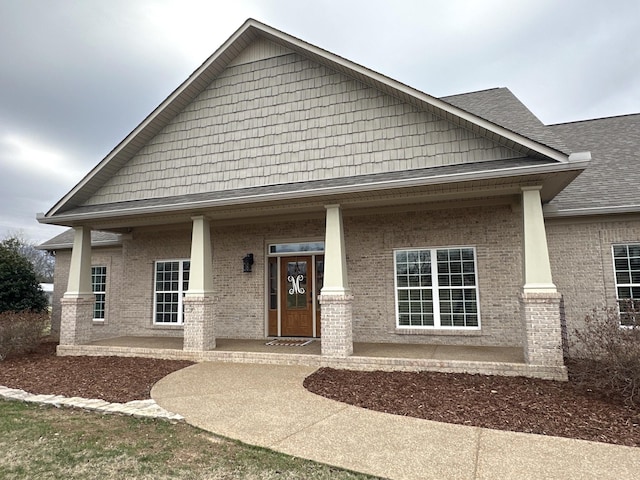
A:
243,253,254,273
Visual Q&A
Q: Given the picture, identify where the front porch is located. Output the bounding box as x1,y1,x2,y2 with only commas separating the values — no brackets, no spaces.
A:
56,336,566,380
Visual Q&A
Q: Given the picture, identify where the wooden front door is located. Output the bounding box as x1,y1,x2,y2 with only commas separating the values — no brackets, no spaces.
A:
281,256,314,337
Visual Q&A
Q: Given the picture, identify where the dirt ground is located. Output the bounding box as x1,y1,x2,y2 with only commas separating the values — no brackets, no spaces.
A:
1,341,638,447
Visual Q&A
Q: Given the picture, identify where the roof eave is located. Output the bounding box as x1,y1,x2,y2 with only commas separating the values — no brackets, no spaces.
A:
38,159,589,226
544,204,640,218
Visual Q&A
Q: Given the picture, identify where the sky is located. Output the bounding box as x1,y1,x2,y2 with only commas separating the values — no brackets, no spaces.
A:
1,0,639,243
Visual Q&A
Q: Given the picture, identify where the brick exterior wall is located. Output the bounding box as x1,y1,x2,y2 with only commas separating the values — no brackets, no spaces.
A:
51,246,124,341
546,216,640,355
59,296,94,345
183,295,216,351
319,294,354,357
50,250,70,338
519,292,564,366
52,201,533,349
50,208,640,353
347,203,524,347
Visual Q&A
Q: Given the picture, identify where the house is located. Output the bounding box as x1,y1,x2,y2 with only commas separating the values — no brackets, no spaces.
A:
38,19,640,381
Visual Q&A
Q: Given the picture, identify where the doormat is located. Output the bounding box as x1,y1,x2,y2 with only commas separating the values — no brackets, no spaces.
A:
265,339,315,347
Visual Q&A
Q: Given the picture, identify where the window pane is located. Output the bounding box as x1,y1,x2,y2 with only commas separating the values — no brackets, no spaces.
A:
617,272,631,284
463,274,476,286
613,245,640,327
155,260,189,324
270,242,324,253
436,248,479,328
613,245,628,257
618,287,631,298
615,258,629,270
91,266,107,320
396,247,478,329
628,245,640,257
440,314,452,326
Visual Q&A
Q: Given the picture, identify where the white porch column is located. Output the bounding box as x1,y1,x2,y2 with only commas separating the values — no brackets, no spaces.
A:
183,215,216,351
520,187,565,376
60,226,94,346
521,186,556,293
319,204,353,357
186,215,214,295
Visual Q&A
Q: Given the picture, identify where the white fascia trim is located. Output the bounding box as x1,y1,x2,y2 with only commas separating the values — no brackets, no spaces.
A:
35,240,123,251
544,204,640,218
39,159,589,224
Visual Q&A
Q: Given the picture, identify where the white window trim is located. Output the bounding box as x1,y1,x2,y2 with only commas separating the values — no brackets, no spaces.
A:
91,265,107,322
153,259,190,326
611,243,640,326
394,246,481,330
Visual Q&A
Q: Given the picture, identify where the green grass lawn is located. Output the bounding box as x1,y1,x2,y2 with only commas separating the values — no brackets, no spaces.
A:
0,400,380,479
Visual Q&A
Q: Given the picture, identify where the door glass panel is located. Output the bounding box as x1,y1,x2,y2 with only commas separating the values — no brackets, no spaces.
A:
286,260,308,309
269,257,278,310
315,258,324,295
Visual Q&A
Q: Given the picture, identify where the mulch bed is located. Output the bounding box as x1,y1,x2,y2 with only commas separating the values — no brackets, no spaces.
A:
0,342,193,403
303,367,640,447
1,341,639,447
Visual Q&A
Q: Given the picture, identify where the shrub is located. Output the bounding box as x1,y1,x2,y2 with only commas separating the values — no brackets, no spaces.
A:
569,301,640,407
0,310,49,361
0,239,49,314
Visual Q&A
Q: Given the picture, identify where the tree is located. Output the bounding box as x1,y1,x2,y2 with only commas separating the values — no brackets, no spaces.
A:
2,233,54,283
0,238,49,313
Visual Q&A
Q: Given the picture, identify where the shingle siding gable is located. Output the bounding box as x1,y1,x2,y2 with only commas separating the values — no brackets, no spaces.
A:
84,48,522,206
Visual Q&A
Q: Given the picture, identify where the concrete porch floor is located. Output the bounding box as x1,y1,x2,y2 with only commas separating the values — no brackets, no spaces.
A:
87,336,524,363
57,335,566,380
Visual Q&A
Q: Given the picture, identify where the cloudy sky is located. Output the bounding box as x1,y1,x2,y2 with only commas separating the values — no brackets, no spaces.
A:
1,0,639,242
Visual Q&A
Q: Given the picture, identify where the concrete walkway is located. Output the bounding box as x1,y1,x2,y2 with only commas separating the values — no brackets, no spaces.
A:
151,362,640,480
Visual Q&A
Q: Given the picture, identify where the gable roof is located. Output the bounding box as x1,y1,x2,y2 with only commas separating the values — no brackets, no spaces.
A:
442,88,569,153
41,19,576,224
546,113,640,215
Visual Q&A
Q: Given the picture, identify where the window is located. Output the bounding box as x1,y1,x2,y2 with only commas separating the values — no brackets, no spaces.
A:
154,260,190,325
269,242,324,254
395,247,479,328
612,244,640,326
91,266,107,320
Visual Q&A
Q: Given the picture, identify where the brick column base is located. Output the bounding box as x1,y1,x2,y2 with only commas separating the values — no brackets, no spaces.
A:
520,291,564,367
183,295,216,351
60,295,94,346
319,294,354,357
